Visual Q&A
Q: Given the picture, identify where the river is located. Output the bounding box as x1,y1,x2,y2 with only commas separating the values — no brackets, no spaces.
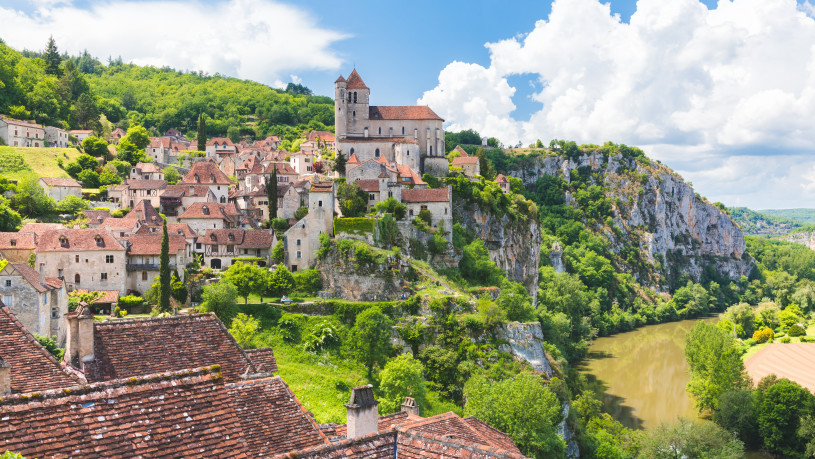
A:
577,316,718,430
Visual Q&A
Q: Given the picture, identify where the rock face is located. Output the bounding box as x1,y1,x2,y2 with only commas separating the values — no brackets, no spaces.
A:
315,243,410,301
496,322,554,377
455,207,542,296
509,151,753,290
786,232,815,251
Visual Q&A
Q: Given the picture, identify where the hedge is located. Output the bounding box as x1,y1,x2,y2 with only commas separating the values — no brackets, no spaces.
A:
333,217,375,235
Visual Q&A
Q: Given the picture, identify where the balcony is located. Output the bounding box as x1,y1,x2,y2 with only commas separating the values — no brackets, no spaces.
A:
126,263,177,271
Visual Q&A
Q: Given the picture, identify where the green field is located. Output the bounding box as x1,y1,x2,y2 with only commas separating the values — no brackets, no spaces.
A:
0,146,82,182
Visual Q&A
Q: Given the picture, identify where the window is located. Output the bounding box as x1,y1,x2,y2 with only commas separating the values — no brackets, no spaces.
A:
194,174,200,183
51,307,59,319
4,280,10,287
369,193,375,201
196,243,202,249
202,205,210,215
228,233,234,241
60,236,68,247
430,146,433,155
3,295,11,306
318,200,323,207
297,251,301,259
58,268,63,279
350,148,355,154
353,92,357,103
378,127,381,135
42,293,47,305
75,255,80,263
106,255,114,263
74,273,80,283
409,210,414,217
142,271,148,281
375,148,380,157
421,205,428,211
101,273,107,280
353,110,356,117
296,239,301,246
210,233,216,241
244,249,248,255
227,245,234,252
9,239,15,247
402,127,405,135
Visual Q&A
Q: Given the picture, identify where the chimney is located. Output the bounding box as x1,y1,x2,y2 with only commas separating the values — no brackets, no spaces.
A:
401,397,419,416
345,385,378,438
65,302,94,369
39,263,45,286
0,359,10,396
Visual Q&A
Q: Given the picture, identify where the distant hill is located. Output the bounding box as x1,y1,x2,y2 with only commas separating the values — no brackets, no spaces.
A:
758,208,815,225
727,207,805,235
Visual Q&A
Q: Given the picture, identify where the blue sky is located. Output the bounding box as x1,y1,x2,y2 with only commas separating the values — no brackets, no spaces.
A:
3,0,815,209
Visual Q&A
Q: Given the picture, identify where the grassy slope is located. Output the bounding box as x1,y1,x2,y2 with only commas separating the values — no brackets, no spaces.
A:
0,146,82,182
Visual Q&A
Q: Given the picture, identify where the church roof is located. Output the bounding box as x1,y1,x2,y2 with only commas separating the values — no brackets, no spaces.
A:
369,106,443,121
334,75,346,83
346,69,369,89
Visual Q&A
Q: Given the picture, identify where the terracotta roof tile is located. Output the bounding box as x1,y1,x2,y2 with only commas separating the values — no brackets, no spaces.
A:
181,161,233,185
148,137,172,148
369,106,443,121
273,432,397,459
347,153,360,164
200,229,274,249
463,417,524,456
179,202,239,220
346,69,368,89
244,347,278,373
355,179,380,192
18,223,67,237
0,117,43,129
0,232,36,249
82,209,110,224
40,176,83,187
207,137,235,146
133,162,162,173
71,289,120,304
401,188,449,203
36,228,126,252
495,174,509,183
82,314,260,383
127,233,188,255
0,306,81,393
452,156,480,165
5,263,52,293
453,145,469,157
397,165,427,186
306,130,335,142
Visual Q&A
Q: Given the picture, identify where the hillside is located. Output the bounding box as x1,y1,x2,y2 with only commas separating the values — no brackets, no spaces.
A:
727,206,804,235
0,40,333,143
0,146,82,182
759,208,815,224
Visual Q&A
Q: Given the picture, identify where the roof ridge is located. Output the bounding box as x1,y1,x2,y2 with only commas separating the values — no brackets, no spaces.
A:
395,428,524,458
92,312,218,328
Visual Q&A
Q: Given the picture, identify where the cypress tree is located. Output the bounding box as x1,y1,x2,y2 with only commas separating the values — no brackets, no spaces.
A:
197,113,207,153
334,149,347,175
159,218,172,313
44,36,61,76
267,168,278,220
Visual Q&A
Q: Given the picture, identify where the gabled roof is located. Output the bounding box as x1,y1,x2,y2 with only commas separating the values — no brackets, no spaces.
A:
356,179,380,192
133,162,162,173
123,200,163,224
335,75,346,83
81,314,269,383
306,130,335,142
347,153,360,164
181,161,233,185
0,117,43,129
127,233,188,255
369,106,443,121
346,69,368,89
200,229,275,249
82,209,110,224
495,174,509,183
19,222,67,237
0,306,81,394
243,348,278,373
3,263,56,293
40,177,82,188
178,202,240,220
148,137,172,148
36,228,126,252
207,137,234,146
452,156,479,165
161,184,213,198
401,188,450,203
0,232,36,249
453,145,469,157
397,165,427,186
124,178,168,190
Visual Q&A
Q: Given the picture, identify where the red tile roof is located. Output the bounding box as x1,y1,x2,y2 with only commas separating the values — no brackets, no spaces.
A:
0,366,249,458
179,202,239,220
182,161,233,185
200,229,274,249
123,200,163,224
0,117,43,129
82,209,110,224
401,188,450,203
0,306,81,394
81,314,262,383
40,177,82,187
356,179,380,192
397,165,427,186
306,130,335,142
274,432,397,459
495,174,509,183
227,376,327,455
5,263,55,293
453,145,469,157
161,184,212,198
68,129,94,134
127,233,188,255
369,106,443,121
133,162,162,173
36,228,126,252
71,289,120,304
148,137,172,148
207,137,234,146
463,416,525,455
346,69,369,89
452,156,480,165
18,222,67,237
243,348,278,373
347,153,360,164
0,232,36,249
335,75,346,83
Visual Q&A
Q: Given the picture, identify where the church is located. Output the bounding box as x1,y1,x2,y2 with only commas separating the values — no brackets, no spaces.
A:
334,70,449,176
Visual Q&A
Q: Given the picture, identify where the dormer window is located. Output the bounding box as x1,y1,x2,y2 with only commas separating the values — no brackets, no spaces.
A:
59,235,68,247
9,239,15,247
210,233,216,241
194,174,200,183
95,235,104,246
202,205,210,215
210,173,215,182
228,233,234,241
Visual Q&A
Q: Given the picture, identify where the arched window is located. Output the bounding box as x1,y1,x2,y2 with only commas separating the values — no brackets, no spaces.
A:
194,174,200,183
347,92,351,103
220,196,226,203
350,148,355,154
353,92,357,103
74,273,80,284
402,126,405,135
375,148,380,157
430,146,433,155
352,111,356,117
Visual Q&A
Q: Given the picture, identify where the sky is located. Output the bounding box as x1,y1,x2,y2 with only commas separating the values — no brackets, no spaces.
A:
2,0,815,209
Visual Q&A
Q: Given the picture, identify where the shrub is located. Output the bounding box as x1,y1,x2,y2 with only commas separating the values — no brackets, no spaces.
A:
271,217,289,234
302,320,340,353
418,209,432,226
293,268,322,295
788,324,806,337
277,314,301,343
294,206,309,220
334,217,375,235
34,334,63,361
753,327,775,344
117,295,145,311
781,336,791,343
427,234,448,257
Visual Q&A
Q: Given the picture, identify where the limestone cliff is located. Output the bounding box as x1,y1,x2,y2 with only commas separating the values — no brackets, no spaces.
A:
785,231,815,251
454,207,542,296
509,151,753,290
315,243,411,301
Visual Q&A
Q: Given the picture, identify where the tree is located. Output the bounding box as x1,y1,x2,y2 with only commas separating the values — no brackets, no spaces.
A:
685,322,751,412
476,147,496,180
271,241,284,264
34,333,63,361
337,181,367,217
226,125,241,143
713,389,759,448
77,169,99,188
379,354,427,414
116,125,150,165
43,36,61,76
0,198,22,231
55,195,88,214
163,166,180,184
200,280,238,324
267,168,278,219
158,218,172,313
375,213,400,248
224,262,264,303
267,264,295,298
638,418,744,459
229,313,260,348
459,240,503,286
756,377,815,456
74,93,100,131
197,113,207,152
334,149,347,175
11,177,55,218
349,307,393,377
82,136,109,157
496,279,535,321
464,373,565,458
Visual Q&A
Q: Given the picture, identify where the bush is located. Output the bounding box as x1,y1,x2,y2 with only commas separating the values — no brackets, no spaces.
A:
418,209,432,226
293,268,322,295
34,334,63,361
294,206,309,220
427,234,448,257
302,319,340,353
788,324,806,337
117,295,145,311
271,217,289,234
753,327,775,344
781,336,791,343
334,217,375,235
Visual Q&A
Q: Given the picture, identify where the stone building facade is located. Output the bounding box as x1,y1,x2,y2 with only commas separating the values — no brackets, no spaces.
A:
0,263,68,345
34,229,127,294
0,117,45,147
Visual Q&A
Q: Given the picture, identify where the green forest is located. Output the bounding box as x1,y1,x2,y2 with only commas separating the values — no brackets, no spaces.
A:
0,37,333,142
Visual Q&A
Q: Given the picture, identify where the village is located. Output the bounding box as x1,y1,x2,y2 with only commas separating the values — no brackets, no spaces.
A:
0,71,527,458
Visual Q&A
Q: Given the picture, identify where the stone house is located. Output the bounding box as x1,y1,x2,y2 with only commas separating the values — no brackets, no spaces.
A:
160,184,216,217
68,130,94,143
106,184,128,204
304,129,335,151
178,202,240,234
180,161,232,203
44,126,69,148
401,187,453,232
0,117,45,147
82,209,111,228
122,179,167,209
334,70,445,174
125,232,190,293
198,229,275,269
38,177,82,201
130,162,165,181
0,263,68,345
495,174,510,193
347,158,397,183
108,127,126,144
0,232,37,263
35,228,127,294
283,180,334,272
205,137,237,156
145,137,172,163
289,150,315,174
451,151,481,177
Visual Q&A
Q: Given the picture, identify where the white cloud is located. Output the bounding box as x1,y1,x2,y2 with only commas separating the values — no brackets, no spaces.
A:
0,0,347,87
420,0,815,208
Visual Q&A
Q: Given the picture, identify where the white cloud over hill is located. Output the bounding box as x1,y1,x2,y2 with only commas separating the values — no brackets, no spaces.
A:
420,0,815,209
0,0,347,88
